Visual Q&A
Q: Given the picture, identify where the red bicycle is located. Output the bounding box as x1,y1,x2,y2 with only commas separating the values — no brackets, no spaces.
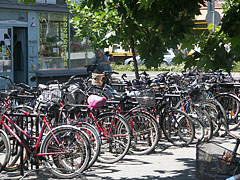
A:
0,103,91,179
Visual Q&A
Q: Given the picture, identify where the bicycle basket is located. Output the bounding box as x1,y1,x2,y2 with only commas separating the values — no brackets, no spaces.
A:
41,89,62,103
91,73,105,87
219,83,235,93
63,89,86,104
189,87,206,103
196,142,240,180
134,89,155,107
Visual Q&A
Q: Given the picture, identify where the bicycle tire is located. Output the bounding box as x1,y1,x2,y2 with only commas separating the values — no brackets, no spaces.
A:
215,93,240,130
175,99,204,143
40,125,91,179
125,110,160,155
200,100,226,136
94,112,131,164
160,108,195,146
191,107,213,142
3,137,28,172
79,123,101,169
0,129,11,171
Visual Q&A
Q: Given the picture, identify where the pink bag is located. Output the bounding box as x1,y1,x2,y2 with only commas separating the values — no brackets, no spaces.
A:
87,95,107,110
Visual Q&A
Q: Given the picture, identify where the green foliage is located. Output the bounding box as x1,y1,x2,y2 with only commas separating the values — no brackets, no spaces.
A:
18,0,35,5
221,0,240,38
68,0,205,68
111,63,185,72
173,27,235,73
232,61,240,72
174,0,240,73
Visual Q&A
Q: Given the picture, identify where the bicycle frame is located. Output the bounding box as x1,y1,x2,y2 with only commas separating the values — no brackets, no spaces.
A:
0,113,65,156
88,110,129,138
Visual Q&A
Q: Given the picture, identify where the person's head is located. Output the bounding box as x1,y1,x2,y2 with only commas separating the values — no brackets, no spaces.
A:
96,50,104,58
105,51,110,56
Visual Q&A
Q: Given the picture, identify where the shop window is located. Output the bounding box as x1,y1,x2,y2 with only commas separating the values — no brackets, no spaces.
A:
0,10,27,22
39,13,68,70
0,28,12,73
70,26,94,69
36,0,66,5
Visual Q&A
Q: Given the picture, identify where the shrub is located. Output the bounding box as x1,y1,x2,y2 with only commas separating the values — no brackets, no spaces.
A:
111,63,185,72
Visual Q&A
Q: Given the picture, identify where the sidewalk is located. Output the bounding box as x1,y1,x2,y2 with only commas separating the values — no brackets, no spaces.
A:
0,136,238,180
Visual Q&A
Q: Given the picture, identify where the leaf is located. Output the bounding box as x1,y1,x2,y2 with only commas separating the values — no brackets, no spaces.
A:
18,0,35,5
230,35,240,48
207,24,214,31
197,56,208,69
172,54,184,64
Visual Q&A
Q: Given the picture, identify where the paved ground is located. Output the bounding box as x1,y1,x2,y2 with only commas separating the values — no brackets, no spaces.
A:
0,140,196,180
1,135,239,180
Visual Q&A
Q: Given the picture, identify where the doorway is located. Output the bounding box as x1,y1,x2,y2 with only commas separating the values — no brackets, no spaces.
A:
13,27,28,84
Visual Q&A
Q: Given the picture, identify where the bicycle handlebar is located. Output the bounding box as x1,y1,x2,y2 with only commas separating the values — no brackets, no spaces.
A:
0,75,14,85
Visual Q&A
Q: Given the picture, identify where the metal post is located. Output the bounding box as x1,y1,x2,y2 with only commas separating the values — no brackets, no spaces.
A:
36,116,39,170
20,116,24,176
212,1,215,32
208,0,215,32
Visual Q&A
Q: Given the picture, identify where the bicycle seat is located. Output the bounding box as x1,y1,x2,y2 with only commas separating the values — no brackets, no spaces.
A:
87,95,107,110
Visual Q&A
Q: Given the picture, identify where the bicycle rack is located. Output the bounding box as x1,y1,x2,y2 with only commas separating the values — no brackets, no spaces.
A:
5,112,45,176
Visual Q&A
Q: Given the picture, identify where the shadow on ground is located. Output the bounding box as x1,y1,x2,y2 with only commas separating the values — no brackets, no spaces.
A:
84,157,196,180
0,168,88,180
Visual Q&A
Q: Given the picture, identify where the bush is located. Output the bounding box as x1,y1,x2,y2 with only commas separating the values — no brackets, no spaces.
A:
111,63,185,72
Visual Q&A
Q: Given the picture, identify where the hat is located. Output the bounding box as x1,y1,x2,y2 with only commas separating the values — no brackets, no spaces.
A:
96,49,104,55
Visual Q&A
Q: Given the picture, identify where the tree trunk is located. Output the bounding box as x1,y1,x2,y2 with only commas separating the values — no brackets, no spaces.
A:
130,36,140,79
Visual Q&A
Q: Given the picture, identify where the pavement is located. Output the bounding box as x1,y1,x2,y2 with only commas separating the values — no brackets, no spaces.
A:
1,135,239,180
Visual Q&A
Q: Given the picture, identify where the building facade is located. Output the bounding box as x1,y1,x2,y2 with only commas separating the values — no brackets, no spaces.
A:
194,0,224,31
0,0,94,88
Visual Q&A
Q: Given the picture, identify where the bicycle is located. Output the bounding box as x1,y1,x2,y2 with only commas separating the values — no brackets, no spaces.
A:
0,104,91,178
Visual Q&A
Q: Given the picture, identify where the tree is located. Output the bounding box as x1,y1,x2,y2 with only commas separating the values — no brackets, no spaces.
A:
174,0,240,73
69,0,205,78
19,0,35,5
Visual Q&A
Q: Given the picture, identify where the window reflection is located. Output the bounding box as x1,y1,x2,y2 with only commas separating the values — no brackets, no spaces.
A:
39,13,68,70
0,28,12,72
70,26,94,69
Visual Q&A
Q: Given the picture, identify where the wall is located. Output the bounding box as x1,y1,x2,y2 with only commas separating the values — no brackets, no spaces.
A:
28,11,38,86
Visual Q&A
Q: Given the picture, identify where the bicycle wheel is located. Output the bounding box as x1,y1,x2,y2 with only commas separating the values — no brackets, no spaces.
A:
0,129,11,171
216,93,240,130
40,125,91,179
79,123,101,169
175,100,204,143
56,119,101,170
125,110,160,155
191,107,213,142
200,100,226,136
94,112,131,164
161,108,195,146
189,115,204,143
2,106,32,172
3,137,28,172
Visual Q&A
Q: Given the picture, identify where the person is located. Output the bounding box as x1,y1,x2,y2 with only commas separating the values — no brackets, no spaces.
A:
105,51,114,61
105,51,110,57
91,50,112,73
